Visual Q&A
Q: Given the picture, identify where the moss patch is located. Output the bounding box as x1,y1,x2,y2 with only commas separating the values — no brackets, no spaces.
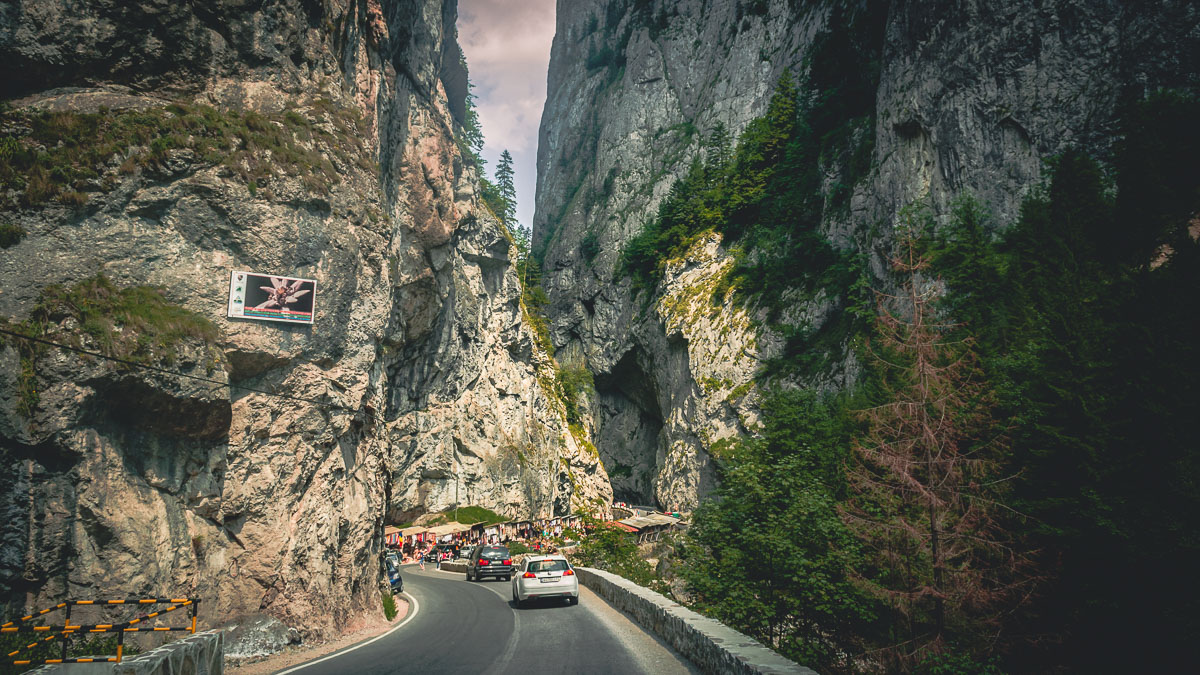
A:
0,274,220,418
0,99,372,209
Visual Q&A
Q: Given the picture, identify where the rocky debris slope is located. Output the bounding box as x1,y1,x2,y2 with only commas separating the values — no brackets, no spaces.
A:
533,0,1198,510
0,0,609,640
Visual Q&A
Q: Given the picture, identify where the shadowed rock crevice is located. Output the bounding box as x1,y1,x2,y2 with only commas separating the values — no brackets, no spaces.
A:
594,349,663,507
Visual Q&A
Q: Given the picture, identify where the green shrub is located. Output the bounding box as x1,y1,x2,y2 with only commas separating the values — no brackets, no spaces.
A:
58,190,88,207
572,514,664,592
580,231,601,262
680,389,875,671
607,463,632,479
0,222,25,248
556,364,594,426
452,506,507,525
382,592,398,621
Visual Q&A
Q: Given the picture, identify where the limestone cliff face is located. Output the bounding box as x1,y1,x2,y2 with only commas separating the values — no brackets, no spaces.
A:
533,0,1198,510
0,0,609,637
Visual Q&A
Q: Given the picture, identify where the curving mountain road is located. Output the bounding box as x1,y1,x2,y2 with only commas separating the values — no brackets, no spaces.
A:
279,565,699,675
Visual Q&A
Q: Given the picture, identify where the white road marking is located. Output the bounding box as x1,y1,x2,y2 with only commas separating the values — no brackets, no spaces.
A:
274,591,421,675
480,581,522,675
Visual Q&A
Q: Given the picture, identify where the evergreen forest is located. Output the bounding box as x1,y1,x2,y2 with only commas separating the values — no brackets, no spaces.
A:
617,63,1200,673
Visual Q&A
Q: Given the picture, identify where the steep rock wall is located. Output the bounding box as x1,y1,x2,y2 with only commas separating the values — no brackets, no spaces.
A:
533,0,1198,510
0,0,609,638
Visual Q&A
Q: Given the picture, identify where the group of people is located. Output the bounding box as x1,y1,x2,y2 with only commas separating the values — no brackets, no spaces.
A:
410,545,455,571
528,538,559,554
398,536,567,572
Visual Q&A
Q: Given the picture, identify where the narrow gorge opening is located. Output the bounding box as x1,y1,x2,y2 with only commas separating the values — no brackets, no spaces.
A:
593,349,663,508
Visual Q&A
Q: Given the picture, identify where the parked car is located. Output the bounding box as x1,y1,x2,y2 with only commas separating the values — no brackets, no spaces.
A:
385,558,404,593
465,545,512,582
459,546,474,561
511,554,578,607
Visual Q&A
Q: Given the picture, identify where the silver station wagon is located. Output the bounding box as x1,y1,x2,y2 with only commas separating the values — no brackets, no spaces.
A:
511,554,579,607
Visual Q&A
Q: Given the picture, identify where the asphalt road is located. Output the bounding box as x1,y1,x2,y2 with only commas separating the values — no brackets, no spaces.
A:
281,564,699,675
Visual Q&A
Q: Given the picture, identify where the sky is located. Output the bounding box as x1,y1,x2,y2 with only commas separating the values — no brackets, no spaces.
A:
457,0,558,231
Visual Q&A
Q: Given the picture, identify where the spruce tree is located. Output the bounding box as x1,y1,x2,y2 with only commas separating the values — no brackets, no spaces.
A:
495,149,517,226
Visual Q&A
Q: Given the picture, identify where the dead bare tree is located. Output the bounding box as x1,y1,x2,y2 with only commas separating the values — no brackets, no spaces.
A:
842,225,1037,669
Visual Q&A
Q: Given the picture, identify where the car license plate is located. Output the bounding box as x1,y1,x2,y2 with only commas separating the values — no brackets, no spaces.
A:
540,575,560,583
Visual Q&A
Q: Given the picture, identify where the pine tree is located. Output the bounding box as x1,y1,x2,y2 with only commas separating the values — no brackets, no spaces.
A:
494,149,517,226
681,390,876,672
843,222,1035,667
457,54,486,171
703,122,732,183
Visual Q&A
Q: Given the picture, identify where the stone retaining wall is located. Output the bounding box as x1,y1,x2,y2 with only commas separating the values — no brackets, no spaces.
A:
29,631,222,674
576,567,815,675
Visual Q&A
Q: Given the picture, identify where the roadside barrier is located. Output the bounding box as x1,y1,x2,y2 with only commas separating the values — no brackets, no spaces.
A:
1,597,199,668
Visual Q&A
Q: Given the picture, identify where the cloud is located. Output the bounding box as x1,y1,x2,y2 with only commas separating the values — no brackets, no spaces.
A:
458,0,556,226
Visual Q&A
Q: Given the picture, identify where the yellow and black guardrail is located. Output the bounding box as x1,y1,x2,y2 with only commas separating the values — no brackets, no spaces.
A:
2,597,199,667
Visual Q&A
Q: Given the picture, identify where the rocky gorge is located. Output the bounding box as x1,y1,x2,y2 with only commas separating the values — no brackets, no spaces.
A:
0,0,609,638
0,0,1197,661
532,0,1198,511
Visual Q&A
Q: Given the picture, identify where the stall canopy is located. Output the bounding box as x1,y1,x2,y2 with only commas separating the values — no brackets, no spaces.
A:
426,522,473,540
399,526,428,544
619,513,681,530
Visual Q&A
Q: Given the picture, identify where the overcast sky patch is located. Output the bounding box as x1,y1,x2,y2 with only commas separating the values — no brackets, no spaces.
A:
458,0,557,229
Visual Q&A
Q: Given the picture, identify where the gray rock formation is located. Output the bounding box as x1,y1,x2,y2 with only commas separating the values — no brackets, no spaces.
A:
0,0,609,641
221,613,302,663
533,0,1198,509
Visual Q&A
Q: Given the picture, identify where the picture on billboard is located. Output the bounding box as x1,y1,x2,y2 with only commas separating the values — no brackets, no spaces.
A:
227,271,316,324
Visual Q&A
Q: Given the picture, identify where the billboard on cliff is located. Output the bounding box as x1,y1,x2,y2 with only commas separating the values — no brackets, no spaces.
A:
227,271,316,324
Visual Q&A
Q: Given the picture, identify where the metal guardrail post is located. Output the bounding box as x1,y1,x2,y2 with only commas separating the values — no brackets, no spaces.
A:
60,602,71,662
3,596,200,667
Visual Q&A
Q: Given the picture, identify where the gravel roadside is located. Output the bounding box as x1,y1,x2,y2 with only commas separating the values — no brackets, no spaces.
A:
225,597,409,675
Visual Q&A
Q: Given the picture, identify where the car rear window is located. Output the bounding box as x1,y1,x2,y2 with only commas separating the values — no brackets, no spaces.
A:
481,547,509,559
528,559,569,572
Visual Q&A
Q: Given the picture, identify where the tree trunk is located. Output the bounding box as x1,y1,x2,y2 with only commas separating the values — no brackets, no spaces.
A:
930,499,945,639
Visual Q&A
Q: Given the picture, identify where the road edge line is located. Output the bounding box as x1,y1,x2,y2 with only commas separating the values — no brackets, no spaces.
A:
274,590,420,675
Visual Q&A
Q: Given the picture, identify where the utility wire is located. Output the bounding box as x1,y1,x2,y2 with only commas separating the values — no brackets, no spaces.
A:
0,326,357,412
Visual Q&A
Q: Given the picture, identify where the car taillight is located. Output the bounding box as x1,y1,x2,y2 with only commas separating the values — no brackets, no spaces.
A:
523,572,536,578
563,569,575,576
479,559,489,565
502,559,512,565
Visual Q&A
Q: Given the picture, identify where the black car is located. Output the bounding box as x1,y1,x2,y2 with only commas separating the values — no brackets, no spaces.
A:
385,558,403,593
465,545,512,582
424,543,458,563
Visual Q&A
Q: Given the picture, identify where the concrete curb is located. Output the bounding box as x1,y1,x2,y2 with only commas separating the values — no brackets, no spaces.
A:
576,567,816,675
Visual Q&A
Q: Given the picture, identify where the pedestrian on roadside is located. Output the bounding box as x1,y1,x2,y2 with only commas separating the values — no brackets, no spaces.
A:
419,546,426,571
